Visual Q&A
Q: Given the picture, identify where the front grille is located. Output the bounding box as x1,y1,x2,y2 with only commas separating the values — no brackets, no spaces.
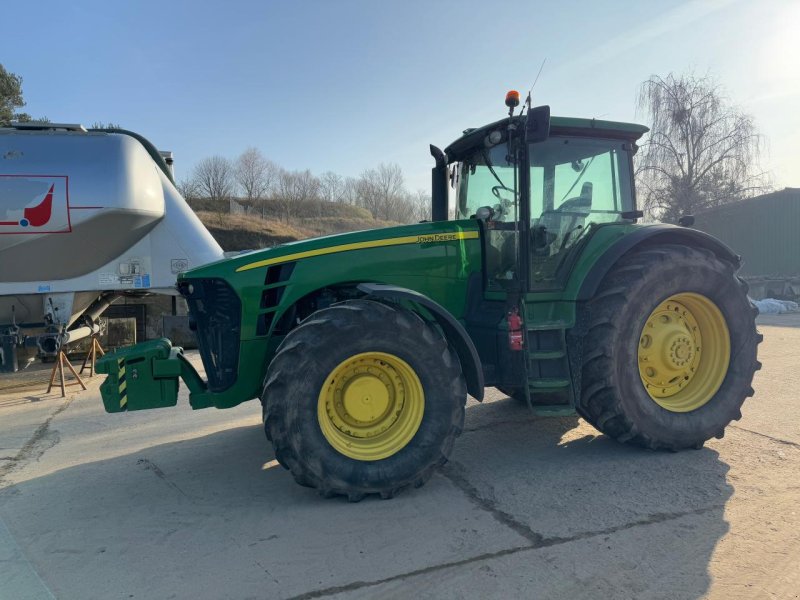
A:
179,278,241,392
255,261,295,337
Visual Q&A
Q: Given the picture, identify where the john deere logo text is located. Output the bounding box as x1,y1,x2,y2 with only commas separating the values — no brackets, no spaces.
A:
416,233,460,243
0,175,70,234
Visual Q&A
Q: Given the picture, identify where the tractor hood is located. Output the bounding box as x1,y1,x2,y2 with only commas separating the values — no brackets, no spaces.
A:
182,220,482,280
179,219,484,347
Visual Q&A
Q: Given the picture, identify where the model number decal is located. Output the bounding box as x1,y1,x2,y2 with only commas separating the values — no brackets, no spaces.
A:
416,233,460,243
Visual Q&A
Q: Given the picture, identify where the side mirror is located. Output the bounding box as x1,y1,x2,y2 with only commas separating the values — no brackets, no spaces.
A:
525,105,551,143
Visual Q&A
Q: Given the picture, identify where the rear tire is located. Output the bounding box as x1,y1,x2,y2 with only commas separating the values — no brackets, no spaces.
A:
577,244,761,450
262,299,466,500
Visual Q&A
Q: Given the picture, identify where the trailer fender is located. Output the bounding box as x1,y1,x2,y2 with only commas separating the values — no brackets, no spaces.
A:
577,225,742,301
357,283,484,400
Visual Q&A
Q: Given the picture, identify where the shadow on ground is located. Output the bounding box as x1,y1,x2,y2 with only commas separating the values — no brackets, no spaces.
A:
0,397,732,599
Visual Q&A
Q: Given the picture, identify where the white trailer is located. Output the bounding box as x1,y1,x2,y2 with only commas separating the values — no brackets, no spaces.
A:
0,123,224,371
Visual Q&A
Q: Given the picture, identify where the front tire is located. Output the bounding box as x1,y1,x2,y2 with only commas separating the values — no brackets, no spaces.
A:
577,244,761,450
262,299,466,500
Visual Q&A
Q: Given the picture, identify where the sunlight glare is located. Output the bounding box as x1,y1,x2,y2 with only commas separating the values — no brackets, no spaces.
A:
759,3,800,89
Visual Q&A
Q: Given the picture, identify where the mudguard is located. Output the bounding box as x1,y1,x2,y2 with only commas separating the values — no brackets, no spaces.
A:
357,283,485,400
577,224,741,301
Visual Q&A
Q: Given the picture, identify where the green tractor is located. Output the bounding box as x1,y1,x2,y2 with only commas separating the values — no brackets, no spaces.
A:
98,95,761,501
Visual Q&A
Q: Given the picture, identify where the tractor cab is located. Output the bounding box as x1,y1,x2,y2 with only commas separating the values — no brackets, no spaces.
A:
435,107,648,291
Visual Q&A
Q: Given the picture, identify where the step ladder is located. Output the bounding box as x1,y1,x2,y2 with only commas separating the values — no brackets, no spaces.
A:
521,317,576,416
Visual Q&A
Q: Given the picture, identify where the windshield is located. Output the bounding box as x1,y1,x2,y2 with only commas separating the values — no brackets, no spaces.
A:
456,144,517,221
456,136,632,223
530,136,631,221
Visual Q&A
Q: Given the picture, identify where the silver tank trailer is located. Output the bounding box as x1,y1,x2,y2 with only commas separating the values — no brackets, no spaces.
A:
0,124,224,370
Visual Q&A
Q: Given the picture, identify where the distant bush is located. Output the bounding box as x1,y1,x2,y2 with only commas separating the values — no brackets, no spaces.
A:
187,197,230,213
237,197,373,220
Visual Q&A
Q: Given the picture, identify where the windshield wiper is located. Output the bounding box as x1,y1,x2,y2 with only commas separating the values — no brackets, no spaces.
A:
482,148,514,193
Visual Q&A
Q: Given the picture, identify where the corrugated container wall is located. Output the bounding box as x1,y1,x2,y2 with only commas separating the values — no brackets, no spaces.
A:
691,188,800,277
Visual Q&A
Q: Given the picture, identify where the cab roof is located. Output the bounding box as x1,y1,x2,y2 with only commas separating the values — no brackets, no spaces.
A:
444,114,649,162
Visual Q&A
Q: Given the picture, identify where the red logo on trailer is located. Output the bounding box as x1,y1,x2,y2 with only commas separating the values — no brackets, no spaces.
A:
0,175,70,234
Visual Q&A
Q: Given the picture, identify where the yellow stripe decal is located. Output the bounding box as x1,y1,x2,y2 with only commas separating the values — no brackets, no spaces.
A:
117,358,127,409
235,231,480,272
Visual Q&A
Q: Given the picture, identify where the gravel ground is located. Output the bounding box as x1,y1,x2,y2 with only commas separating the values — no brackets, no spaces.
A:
0,314,797,600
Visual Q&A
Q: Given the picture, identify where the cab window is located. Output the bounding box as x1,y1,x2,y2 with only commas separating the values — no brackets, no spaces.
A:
529,137,631,286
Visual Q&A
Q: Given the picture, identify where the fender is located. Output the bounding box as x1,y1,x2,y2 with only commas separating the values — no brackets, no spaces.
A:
577,224,742,301
357,283,485,400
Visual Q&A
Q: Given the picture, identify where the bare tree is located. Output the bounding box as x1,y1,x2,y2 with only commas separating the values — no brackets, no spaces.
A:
636,72,770,222
411,189,432,222
182,154,422,225
356,163,407,221
235,147,276,217
192,156,235,208
341,177,360,206
274,169,320,222
318,171,346,204
176,177,201,203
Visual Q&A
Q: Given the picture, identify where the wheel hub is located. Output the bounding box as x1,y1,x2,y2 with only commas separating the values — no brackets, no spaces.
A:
637,293,731,413
639,303,702,398
669,336,693,366
318,352,424,460
330,367,401,438
342,374,392,424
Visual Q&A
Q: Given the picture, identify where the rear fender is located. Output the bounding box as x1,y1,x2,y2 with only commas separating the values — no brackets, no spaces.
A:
577,225,741,301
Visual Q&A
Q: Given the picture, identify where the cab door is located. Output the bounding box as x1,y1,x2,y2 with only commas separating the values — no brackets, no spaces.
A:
527,136,633,290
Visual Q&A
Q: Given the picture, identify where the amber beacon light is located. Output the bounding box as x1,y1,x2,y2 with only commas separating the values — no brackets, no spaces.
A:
505,90,520,108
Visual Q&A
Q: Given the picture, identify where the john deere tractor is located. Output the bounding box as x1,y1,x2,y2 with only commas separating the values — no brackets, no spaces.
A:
97,95,761,501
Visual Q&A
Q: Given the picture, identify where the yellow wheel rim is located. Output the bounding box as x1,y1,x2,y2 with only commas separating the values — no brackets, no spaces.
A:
637,293,730,413
317,352,424,461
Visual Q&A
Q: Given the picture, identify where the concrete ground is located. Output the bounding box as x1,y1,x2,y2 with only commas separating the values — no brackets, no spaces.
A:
0,315,798,600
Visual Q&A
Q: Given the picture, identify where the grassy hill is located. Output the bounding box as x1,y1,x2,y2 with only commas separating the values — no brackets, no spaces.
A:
196,212,314,251
192,198,403,252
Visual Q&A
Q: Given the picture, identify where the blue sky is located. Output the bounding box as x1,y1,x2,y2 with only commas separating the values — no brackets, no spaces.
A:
3,0,798,191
